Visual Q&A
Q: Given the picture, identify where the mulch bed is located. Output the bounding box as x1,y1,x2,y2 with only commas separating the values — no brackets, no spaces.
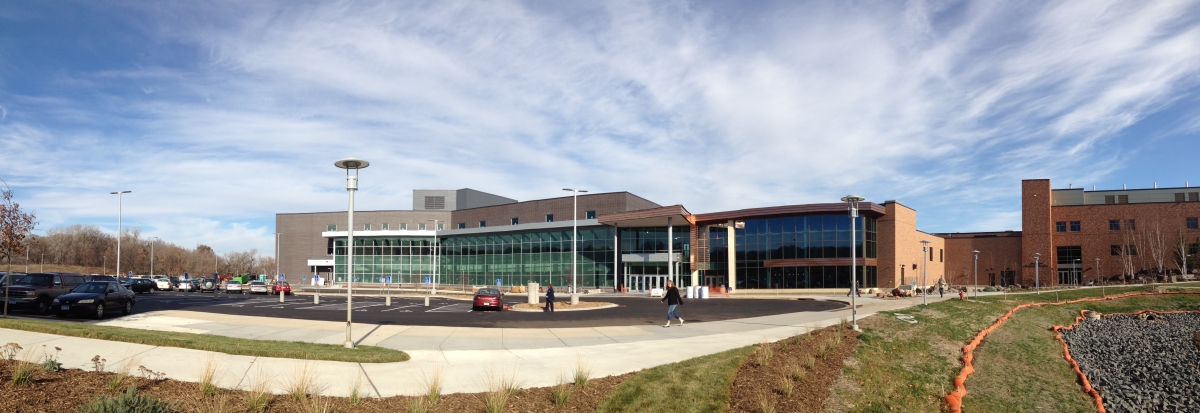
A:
0,357,632,412
727,325,861,413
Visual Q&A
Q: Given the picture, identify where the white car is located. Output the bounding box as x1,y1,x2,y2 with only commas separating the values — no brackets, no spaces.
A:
225,281,244,293
152,276,172,291
247,281,268,294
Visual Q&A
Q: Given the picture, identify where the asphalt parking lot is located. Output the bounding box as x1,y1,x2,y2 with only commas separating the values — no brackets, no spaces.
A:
18,290,848,328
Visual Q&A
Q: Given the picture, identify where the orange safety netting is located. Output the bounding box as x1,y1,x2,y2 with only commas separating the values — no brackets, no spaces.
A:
944,291,1200,413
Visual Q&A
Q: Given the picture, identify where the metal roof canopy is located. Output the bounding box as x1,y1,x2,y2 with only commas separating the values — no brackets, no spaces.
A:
597,205,693,227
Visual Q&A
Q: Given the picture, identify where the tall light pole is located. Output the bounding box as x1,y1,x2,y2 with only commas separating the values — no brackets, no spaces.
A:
1034,252,1041,295
428,219,440,292
1074,258,1081,289
841,195,864,331
1097,257,1103,297
921,240,930,305
562,188,588,294
972,250,980,299
110,190,132,279
273,233,282,281
336,158,369,350
149,238,159,276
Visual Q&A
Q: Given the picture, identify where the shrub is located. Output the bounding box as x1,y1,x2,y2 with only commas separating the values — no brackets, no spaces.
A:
1,342,21,360
573,359,591,387
40,346,62,372
552,376,572,407
78,386,173,413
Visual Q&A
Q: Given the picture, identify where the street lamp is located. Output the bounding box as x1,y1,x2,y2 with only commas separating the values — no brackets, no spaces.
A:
110,190,132,279
335,157,369,349
972,250,980,299
921,240,930,305
428,219,440,293
275,232,284,303
149,238,159,276
1074,258,1081,289
841,195,864,331
562,188,588,295
1034,252,1041,295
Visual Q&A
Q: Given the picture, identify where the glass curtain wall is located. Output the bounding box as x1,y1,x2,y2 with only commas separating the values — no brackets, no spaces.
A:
707,214,878,289
441,227,615,288
332,237,437,284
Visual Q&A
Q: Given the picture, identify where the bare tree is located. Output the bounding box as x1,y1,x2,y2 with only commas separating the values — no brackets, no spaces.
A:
1118,223,1137,282
1145,218,1169,279
2,178,38,317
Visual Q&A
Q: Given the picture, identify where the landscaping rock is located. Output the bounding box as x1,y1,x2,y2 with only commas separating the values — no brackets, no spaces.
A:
1060,312,1200,413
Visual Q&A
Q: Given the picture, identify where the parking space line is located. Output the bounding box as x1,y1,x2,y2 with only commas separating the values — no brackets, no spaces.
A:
380,304,422,312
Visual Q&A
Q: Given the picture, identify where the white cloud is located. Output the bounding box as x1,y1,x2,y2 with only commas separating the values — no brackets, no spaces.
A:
2,0,1200,251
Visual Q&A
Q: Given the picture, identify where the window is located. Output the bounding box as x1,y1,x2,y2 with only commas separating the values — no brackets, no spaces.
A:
939,249,943,262
1113,245,1138,255
1070,221,1081,232
545,214,554,222
1190,192,1199,202
458,223,466,229
400,223,407,230
437,223,444,231
364,223,371,231
1128,245,1138,255
1104,195,1115,204
1118,195,1129,204
1111,245,1122,255
1125,219,1136,230
1056,222,1066,232
929,247,933,261
1177,193,1187,202
382,223,389,230
511,217,519,225
1109,220,1120,231
419,223,426,231
586,210,596,219
1188,217,1198,229
327,224,336,231
479,220,487,228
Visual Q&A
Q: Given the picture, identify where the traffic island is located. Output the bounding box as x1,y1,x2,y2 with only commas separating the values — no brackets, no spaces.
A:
507,302,618,312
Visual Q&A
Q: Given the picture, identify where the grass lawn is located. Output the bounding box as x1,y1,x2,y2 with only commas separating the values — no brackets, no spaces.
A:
595,345,755,413
0,318,409,363
830,285,1200,412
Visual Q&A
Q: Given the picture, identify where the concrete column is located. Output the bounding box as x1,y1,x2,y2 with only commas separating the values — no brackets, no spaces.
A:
527,282,539,305
727,220,736,291
614,224,619,292
668,217,674,287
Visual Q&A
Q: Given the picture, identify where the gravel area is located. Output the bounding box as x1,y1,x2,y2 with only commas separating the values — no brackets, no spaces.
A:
1060,312,1200,412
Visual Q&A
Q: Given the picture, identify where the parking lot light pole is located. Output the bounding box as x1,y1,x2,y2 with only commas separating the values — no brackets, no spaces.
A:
149,238,159,277
428,219,440,292
973,250,979,299
841,195,864,331
276,232,284,303
562,188,587,295
1074,258,1081,289
1034,253,1041,295
111,190,131,280
1097,257,1103,297
921,240,930,305
336,158,369,350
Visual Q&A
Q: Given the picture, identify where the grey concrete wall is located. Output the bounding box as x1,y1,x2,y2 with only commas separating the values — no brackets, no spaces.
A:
276,210,451,281
413,189,457,211
456,188,517,210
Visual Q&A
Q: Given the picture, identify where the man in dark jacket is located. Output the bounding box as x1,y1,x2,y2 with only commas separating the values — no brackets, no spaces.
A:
660,280,684,327
545,283,555,312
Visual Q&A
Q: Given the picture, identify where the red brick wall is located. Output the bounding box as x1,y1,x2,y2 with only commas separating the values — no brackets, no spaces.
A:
944,234,1023,286
1049,202,1200,282
1021,180,1053,286
878,201,945,288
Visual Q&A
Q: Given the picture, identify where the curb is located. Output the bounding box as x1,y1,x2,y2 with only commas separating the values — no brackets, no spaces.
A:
507,303,620,312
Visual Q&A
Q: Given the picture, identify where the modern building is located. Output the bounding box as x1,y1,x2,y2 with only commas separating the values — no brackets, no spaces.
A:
939,179,1200,288
276,189,947,292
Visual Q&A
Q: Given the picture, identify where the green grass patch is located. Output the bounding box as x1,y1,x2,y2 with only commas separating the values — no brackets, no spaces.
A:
0,318,409,363
595,345,755,413
832,285,1200,412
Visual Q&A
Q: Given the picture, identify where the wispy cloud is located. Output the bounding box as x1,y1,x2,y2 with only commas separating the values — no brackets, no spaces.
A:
1,0,1199,253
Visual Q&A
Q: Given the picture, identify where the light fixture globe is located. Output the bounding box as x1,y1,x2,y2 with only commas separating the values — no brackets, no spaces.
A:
334,158,370,169
841,195,865,203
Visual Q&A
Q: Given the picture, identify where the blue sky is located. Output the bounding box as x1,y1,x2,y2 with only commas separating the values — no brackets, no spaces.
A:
2,0,1199,257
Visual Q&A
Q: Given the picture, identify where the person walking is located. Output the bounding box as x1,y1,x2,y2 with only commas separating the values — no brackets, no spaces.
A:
545,283,555,312
938,283,944,298
660,280,684,327
847,284,860,297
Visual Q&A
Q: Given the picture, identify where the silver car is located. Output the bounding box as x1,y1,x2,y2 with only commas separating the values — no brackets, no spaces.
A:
247,281,268,294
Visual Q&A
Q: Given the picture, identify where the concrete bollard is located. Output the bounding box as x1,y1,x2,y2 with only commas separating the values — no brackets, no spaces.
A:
425,296,430,307
386,296,391,306
314,292,320,304
571,293,579,305
528,282,539,305
279,290,285,303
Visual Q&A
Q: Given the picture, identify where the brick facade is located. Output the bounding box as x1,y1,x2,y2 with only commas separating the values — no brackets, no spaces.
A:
1047,202,1200,282
877,201,945,288
1020,179,1054,286
448,192,658,230
942,232,1023,286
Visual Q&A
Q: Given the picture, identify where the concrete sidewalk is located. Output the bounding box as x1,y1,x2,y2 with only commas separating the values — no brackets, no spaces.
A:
1,294,952,397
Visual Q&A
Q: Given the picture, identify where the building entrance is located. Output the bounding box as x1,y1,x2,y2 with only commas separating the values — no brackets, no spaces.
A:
629,275,668,292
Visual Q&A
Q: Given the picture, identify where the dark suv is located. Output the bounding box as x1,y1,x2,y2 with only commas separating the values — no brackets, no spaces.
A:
4,272,88,314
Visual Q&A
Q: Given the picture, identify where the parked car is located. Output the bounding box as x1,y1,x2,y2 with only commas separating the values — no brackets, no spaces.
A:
247,281,269,294
274,281,292,295
225,281,244,294
153,277,172,291
53,281,136,319
86,275,119,282
198,278,218,293
176,279,199,291
127,278,156,294
472,288,504,311
5,273,88,314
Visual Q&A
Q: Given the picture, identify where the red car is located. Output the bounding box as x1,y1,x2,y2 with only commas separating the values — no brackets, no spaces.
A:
274,282,292,295
472,288,503,311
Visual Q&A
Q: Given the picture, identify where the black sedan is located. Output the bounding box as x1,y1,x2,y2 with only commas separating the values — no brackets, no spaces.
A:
53,281,136,319
126,278,156,294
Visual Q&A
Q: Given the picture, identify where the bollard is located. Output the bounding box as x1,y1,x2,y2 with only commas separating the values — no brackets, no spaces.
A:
425,296,430,307
279,289,285,303
571,293,579,305
314,291,320,304
386,296,391,306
